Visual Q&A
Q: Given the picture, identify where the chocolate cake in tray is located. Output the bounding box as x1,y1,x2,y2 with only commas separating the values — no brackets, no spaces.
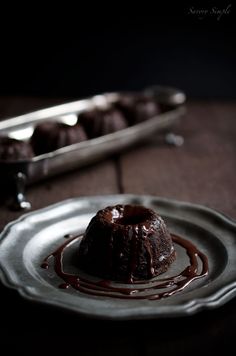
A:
0,86,186,209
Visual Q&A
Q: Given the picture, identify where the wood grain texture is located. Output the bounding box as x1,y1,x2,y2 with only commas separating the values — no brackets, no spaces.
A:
0,97,236,356
120,101,236,218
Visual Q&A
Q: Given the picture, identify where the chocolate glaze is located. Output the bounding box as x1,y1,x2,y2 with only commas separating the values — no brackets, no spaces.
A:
114,94,161,125
31,122,87,155
41,233,208,300
78,205,176,282
78,108,128,139
0,136,34,161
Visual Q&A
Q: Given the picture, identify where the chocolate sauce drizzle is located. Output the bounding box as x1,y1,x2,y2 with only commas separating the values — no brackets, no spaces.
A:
41,233,208,300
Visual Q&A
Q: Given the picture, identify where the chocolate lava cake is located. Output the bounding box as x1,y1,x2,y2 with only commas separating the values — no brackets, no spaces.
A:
78,107,128,138
78,204,176,283
30,121,87,155
0,136,34,161
115,94,160,125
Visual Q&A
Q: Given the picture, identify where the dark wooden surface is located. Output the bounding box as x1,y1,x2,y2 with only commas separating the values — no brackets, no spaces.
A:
0,97,236,355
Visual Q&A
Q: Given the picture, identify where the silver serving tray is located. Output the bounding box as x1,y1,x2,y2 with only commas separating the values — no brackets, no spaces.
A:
0,194,235,320
0,86,186,209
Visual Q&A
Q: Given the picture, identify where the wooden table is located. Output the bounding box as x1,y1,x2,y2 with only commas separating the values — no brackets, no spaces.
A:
0,97,236,355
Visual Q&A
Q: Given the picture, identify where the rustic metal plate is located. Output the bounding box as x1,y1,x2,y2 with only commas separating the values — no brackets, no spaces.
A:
0,194,235,320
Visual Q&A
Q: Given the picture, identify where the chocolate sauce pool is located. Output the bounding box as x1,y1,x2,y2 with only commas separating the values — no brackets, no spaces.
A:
41,233,208,300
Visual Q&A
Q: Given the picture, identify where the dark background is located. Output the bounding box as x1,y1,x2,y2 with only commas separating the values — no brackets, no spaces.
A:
0,4,235,100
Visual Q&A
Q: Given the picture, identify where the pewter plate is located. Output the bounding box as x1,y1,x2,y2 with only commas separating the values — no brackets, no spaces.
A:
0,194,236,320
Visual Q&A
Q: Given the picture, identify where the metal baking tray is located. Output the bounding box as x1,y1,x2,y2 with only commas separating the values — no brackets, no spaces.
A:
0,86,186,209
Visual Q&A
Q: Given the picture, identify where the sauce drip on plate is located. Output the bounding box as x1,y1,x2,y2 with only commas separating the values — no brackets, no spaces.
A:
41,233,208,300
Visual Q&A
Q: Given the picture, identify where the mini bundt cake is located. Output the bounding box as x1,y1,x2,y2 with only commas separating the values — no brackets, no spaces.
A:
115,94,160,125
30,121,87,155
78,204,176,283
78,107,128,138
0,136,34,161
